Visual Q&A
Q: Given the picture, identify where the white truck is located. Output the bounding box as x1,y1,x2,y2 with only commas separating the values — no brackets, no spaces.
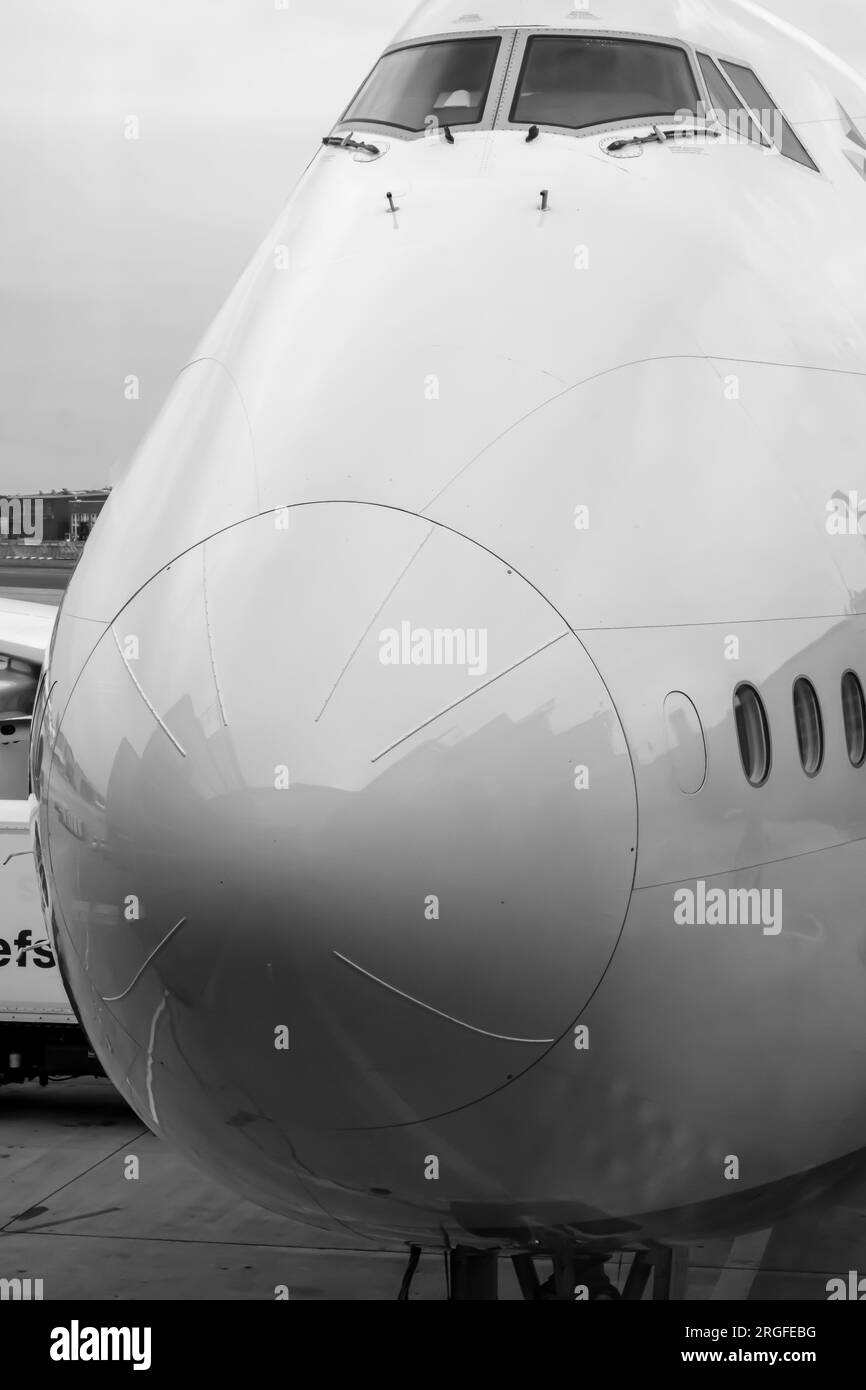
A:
0,597,102,1085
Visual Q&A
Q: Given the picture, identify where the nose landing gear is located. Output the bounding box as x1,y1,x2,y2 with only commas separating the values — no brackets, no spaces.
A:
397,1243,690,1300
515,1244,689,1301
516,1254,621,1301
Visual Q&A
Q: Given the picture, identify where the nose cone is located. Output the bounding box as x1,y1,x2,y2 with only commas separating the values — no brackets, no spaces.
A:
41,504,636,1141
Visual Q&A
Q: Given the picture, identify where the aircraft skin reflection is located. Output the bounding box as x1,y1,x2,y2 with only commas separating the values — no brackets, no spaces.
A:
26,0,866,1281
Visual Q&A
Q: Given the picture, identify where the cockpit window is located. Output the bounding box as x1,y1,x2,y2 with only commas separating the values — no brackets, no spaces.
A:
719,61,819,171
342,37,501,133
509,36,700,131
697,53,767,146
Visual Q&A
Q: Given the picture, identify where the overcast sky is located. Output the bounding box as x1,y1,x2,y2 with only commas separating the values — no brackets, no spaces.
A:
1,0,864,494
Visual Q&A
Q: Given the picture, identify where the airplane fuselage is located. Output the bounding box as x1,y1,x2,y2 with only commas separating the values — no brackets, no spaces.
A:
31,0,866,1255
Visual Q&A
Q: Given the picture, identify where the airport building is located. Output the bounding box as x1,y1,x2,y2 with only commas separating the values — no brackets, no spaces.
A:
39,490,109,543
0,489,110,548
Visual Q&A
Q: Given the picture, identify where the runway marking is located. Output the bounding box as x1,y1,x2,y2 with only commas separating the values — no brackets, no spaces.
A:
112,628,187,757
102,918,187,1003
370,632,568,764
333,951,555,1044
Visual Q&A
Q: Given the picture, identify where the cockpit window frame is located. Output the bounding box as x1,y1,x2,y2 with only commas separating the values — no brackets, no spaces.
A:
499,27,707,142
334,30,514,141
696,48,821,174
695,51,769,148
330,26,823,172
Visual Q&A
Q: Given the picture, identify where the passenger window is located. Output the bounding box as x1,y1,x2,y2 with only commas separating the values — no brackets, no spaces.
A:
720,61,819,171
793,678,824,776
842,670,866,767
734,684,771,787
697,53,766,145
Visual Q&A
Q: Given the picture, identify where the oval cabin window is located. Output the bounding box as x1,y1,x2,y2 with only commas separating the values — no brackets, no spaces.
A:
842,670,866,768
734,684,770,787
793,678,824,777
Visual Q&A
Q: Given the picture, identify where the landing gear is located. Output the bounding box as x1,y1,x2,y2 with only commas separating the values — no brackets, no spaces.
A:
513,1253,620,1301
514,1245,689,1300
448,1247,500,1300
396,1241,690,1300
396,1244,502,1300
620,1245,689,1300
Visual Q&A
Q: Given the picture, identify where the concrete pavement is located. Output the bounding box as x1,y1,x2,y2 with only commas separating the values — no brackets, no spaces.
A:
1,1080,864,1300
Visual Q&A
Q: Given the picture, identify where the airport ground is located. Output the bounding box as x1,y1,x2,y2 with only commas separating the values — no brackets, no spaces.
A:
2,1079,865,1300
0,562,70,607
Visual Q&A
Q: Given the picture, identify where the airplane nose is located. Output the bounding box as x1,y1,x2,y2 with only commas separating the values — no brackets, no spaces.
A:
42,503,636,1132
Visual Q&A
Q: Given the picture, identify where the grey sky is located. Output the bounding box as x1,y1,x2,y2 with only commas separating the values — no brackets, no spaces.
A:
1,0,864,494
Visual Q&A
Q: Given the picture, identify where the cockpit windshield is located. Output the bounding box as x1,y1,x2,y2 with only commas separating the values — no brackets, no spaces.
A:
343,37,501,133
510,36,700,131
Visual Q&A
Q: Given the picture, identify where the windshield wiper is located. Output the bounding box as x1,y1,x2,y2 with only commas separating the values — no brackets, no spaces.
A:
322,134,382,156
606,123,720,153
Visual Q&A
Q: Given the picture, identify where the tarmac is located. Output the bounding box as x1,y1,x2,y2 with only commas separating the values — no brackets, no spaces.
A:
2,1079,865,1300
0,566,71,604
